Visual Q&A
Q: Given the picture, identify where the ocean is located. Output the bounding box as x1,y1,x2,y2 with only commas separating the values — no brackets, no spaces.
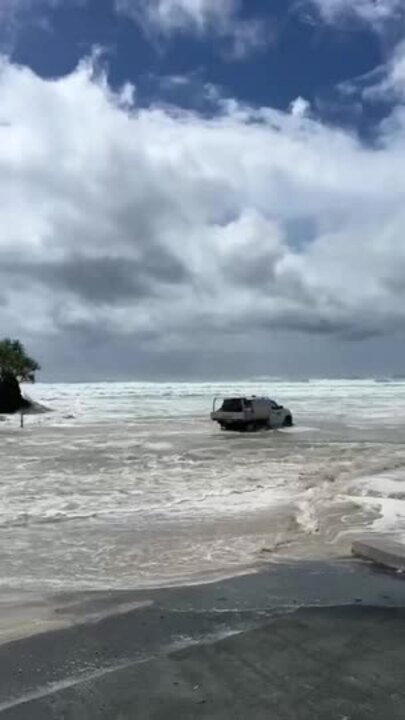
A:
1,379,405,591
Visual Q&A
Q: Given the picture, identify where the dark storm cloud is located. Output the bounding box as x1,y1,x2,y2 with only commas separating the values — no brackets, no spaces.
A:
187,305,385,343
224,255,320,309
0,251,188,305
224,253,278,288
53,316,160,345
264,313,385,341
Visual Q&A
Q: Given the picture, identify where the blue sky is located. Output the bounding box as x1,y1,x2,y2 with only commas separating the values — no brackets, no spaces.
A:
7,0,390,128
1,0,405,379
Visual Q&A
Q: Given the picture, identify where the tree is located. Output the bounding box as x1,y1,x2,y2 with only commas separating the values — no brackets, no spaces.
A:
0,338,40,383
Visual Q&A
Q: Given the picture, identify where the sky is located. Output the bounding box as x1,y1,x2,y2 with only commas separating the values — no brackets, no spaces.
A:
1,0,405,380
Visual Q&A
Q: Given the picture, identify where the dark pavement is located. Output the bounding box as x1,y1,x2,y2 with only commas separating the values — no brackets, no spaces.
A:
1,560,404,719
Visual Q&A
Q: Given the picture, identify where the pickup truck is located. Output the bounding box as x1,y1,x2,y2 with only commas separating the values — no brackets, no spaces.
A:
211,396,293,432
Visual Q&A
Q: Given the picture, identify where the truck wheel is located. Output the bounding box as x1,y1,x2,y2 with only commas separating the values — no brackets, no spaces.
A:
283,415,293,427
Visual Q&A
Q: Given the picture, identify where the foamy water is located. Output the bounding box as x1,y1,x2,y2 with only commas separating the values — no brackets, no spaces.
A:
1,379,405,590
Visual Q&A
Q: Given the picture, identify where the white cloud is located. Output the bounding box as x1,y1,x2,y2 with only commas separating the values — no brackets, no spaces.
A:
117,0,235,33
0,0,38,44
337,39,405,113
289,97,311,118
2,56,405,376
0,0,37,20
359,41,405,102
309,0,403,27
115,0,268,58
0,0,83,48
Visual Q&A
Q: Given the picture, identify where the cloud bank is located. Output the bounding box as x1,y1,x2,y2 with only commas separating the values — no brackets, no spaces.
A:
1,53,405,377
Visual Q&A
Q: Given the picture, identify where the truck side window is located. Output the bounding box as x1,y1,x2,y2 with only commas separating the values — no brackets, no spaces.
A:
222,399,243,412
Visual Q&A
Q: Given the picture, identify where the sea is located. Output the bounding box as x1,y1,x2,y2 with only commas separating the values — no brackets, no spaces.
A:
1,379,405,592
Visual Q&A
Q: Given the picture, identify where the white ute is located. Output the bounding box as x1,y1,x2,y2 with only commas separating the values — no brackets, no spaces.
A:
211,396,293,432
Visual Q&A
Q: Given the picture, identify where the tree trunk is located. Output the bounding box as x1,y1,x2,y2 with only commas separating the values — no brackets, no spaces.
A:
0,372,31,414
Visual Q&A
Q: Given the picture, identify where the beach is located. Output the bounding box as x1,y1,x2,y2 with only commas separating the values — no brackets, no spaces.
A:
1,380,405,591
1,380,405,716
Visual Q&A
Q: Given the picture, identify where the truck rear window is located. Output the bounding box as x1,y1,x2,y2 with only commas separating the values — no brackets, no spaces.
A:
221,399,243,412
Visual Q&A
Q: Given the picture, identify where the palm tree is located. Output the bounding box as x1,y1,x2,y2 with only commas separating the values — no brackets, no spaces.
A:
0,339,40,383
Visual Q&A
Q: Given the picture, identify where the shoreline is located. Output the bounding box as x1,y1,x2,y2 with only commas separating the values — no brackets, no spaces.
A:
0,558,404,717
0,554,403,646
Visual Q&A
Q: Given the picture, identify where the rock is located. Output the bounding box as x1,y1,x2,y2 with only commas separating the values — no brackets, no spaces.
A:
0,373,31,414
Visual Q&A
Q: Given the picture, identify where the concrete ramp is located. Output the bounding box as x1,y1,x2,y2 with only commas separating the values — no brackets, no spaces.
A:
1,563,405,718
352,537,405,572
1,606,405,719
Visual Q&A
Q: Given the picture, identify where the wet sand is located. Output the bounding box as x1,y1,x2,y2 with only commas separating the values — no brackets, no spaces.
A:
1,559,405,718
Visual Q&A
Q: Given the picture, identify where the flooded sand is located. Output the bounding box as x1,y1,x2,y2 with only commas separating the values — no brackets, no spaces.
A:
2,378,405,590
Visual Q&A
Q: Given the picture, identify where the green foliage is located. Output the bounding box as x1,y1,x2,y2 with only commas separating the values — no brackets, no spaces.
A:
0,338,40,383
